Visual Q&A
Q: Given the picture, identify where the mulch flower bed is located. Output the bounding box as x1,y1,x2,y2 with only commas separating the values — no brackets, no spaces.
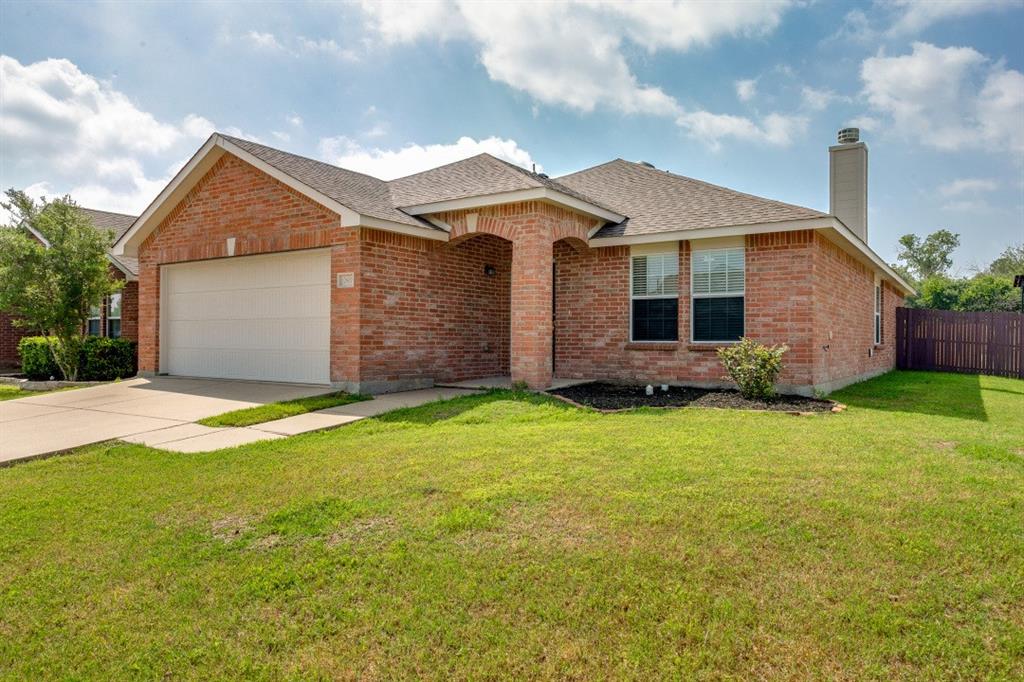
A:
548,382,840,414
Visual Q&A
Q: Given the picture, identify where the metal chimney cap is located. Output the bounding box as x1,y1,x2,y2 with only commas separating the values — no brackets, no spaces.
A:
837,127,860,144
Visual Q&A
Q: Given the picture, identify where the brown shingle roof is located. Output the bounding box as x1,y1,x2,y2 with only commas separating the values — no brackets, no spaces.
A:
220,135,436,229
78,207,140,275
78,207,137,242
388,153,616,212
557,159,827,239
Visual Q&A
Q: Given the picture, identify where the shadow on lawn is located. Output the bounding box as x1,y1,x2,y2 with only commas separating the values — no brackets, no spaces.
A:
372,390,575,426
833,370,989,422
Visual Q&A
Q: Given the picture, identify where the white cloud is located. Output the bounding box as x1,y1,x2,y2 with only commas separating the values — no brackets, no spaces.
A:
846,115,881,132
675,111,808,151
801,86,845,111
0,55,224,215
286,114,303,128
860,42,1024,154
358,0,794,116
244,30,286,51
735,79,757,102
887,0,1017,35
297,37,359,62
829,1,1016,43
941,199,996,213
363,123,388,138
939,178,999,197
271,130,291,143
318,135,540,179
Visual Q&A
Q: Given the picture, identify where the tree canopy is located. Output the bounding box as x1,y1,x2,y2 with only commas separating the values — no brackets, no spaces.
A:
0,189,122,380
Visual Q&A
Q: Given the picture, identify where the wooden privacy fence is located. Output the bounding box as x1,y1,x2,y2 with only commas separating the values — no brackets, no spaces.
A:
896,308,1023,379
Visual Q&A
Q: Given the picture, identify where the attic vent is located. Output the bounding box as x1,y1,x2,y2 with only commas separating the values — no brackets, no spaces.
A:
538,173,549,179
837,127,860,144
639,161,656,168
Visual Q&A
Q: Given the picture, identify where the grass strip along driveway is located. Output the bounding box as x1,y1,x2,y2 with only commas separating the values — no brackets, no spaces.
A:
1,371,1022,679
196,391,368,427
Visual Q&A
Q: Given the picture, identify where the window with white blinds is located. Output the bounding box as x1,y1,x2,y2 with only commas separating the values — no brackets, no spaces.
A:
691,248,745,296
691,247,745,342
630,252,679,341
631,252,679,298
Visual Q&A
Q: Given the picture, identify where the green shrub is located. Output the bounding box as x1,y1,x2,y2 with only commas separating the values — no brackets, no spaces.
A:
717,337,788,400
19,336,136,381
18,337,61,380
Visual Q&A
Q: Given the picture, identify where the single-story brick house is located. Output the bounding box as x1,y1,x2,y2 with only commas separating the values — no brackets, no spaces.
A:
111,129,912,395
0,208,139,369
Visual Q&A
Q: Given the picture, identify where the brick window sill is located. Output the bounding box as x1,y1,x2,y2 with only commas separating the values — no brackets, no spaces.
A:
687,343,738,352
624,342,679,351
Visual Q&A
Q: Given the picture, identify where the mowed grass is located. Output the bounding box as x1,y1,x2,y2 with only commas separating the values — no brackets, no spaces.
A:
1,371,1022,680
196,391,368,427
0,384,24,401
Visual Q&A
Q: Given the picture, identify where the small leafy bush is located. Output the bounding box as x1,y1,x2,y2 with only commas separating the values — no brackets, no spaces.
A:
19,336,136,381
18,337,60,380
717,337,788,400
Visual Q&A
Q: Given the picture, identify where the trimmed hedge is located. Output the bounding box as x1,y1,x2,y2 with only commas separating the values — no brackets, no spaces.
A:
18,336,137,381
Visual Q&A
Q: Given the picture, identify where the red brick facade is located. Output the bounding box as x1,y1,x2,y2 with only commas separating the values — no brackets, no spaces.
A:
0,312,31,370
134,152,902,394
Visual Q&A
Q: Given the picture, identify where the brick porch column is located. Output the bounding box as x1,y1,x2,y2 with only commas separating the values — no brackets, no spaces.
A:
510,227,553,389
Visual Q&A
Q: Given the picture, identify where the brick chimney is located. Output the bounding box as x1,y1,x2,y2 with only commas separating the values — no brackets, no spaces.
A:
829,127,868,242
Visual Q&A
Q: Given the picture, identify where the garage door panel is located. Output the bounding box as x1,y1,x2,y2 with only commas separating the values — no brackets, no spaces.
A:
162,250,331,384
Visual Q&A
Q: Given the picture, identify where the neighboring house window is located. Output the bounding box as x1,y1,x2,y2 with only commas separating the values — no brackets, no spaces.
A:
107,293,122,339
874,279,882,345
692,247,745,342
631,252,679,341
87,305,101,336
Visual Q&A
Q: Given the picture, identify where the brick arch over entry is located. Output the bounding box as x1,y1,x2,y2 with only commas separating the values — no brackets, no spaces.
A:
430,200,603,388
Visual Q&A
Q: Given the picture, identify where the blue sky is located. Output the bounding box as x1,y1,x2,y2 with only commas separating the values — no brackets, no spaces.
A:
2,0,1022,271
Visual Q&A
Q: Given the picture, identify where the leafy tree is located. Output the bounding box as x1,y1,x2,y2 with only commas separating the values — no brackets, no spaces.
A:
986,244,1024,278
914,275,966,310
958,274,1020,312
0,190,122,380
893,229,960,282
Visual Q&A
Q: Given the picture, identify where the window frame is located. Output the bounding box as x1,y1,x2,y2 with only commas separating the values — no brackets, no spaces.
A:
629,250,680,343
106,293,122,339
690,246,746,344
874,277,882,345
87,304,101,337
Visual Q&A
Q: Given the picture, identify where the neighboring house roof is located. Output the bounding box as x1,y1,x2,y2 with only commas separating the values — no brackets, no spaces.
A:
221,135,434,230
79,208,140,277
20,206,139,277
557,159,828,239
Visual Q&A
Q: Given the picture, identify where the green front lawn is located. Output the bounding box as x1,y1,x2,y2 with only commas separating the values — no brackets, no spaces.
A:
196,391,368,427
1,371,1022,679
0,384,75,401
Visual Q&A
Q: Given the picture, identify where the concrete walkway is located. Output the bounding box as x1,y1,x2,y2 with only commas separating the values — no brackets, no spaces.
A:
0,377,329,464
120,387,477,453
1,378,477,463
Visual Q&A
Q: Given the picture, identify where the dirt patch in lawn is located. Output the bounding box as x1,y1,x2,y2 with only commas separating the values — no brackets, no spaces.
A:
549,382,837,413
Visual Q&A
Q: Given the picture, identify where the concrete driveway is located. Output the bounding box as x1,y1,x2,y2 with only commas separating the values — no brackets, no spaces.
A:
0,377,331,464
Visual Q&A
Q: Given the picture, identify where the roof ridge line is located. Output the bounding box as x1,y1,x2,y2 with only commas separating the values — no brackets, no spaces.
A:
217,133,390,184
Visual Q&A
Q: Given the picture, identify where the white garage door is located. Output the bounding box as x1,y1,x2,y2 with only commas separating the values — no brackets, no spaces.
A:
162,249,331,384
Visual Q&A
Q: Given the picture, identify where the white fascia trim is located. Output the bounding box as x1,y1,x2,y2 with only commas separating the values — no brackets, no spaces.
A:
401,187,625,223
112,135,222,256
24,224,51,248
827,217,916,296
589,217,836,247
356,215,449,241
591,215,915,296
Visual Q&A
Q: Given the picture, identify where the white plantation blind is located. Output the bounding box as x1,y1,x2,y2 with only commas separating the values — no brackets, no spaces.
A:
692,248,745,295
631,253,679,298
